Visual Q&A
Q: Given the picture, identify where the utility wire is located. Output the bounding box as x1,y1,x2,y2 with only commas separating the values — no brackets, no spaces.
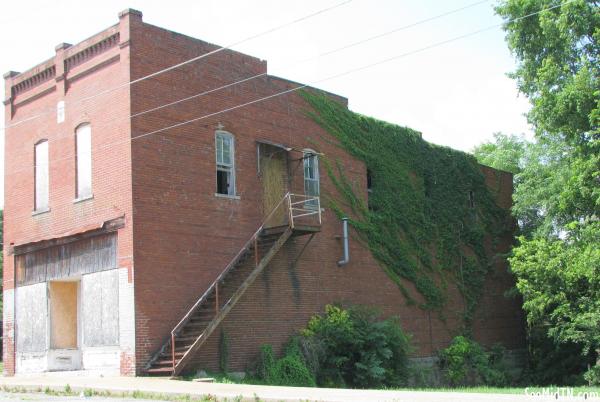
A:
5,0,492,157
125,0,579,143
4,0,573,179
0,0,353,131
3,0,575,223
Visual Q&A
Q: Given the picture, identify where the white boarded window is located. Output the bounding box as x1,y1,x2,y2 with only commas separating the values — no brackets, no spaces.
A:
215,131,236,196
56,101,65,123
303,150,319,207
76,124,92,199
34,140,49,211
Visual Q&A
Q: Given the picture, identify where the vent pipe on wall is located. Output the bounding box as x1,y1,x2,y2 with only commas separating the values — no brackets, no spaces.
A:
337,217,350,266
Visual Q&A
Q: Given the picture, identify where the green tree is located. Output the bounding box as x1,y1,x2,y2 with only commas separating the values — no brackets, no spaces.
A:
493,0,600,382
472,132,528,175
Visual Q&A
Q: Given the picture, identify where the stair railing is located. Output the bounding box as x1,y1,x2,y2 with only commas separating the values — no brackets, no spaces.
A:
287,193,322,227
168,192,320,372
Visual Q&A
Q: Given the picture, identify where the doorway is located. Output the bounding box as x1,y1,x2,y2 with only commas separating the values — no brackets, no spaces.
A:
259,143,289,227
48,280,81,371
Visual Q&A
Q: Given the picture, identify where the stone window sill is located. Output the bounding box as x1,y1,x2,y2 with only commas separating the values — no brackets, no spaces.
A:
73,195,94,204
32,208,51,216
214,193,240,200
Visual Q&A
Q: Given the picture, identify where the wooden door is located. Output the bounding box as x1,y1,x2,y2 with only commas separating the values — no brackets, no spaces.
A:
50,281,78,350
259,144,288,227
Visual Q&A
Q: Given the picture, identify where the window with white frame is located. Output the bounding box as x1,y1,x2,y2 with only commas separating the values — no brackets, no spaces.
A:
303,150,319,207
34,140,49,211
76,123,92,199
215,131,236,196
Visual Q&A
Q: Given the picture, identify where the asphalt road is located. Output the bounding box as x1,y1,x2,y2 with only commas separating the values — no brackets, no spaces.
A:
0,391,166,402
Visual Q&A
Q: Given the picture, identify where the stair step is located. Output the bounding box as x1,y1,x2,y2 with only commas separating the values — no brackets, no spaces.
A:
186,321,210,328
158,351,185,360
146,367,173,375
153,358,176,367
177,336,202,343
145,223,293,376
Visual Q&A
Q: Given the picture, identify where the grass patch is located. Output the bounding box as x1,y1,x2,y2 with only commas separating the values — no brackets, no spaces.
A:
1,384,241,401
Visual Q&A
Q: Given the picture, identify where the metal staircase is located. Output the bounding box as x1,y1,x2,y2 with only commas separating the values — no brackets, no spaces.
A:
145,193,321,376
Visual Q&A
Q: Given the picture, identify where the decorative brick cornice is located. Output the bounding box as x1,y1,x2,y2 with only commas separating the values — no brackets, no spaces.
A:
65,33,120,72
12,66,56,96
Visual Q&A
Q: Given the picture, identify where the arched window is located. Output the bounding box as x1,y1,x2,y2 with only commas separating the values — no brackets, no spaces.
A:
215,130,236,196
75,123,92,199
34,139,49,211
303,149,319,207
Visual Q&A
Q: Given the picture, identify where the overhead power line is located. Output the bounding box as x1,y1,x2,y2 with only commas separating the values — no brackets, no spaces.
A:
5,0,492,156
3,0,575,224
0,0,353,131
4,0,573,181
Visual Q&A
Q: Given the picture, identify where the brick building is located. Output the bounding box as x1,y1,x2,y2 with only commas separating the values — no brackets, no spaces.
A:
2,9,524,376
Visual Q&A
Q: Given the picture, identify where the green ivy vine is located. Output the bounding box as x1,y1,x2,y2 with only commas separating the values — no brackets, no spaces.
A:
301,91,510,327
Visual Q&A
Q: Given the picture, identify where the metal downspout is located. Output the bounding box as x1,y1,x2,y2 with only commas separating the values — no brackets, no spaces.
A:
337,217,350,266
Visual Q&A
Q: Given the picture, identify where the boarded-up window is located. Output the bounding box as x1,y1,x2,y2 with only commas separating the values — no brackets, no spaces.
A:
16,282,48,353
76,123,92,199
15,233,117,286
82,269,119,347
34,140,49,211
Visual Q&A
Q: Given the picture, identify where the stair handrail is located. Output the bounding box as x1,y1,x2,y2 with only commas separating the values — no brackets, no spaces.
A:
166,192,321,373
169,192,294,362
288,194,322,226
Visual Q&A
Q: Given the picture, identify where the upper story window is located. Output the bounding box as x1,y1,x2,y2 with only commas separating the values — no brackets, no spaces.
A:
75,123,92,200
303,150,319,207
34,140,49,212
468,190,475,208
215,131,236,196
57,101,65,124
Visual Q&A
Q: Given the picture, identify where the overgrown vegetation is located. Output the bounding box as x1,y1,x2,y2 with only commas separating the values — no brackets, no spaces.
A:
219,329,230,374
438,336,512,387
255,342,316,387
301,91,509,326
255,304,411,389
471,0,599,386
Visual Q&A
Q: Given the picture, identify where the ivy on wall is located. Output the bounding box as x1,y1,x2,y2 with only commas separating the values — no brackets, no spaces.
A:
301,91,510,327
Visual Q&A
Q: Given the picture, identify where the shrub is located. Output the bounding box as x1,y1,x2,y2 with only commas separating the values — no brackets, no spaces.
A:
438,336,510,387
255,341,316,387
584,364,600,386
301,304,411,388
256,344,275,382
521,327,594,386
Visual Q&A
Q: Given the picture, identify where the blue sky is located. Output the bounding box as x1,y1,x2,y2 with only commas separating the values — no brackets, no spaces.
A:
0,0,533,207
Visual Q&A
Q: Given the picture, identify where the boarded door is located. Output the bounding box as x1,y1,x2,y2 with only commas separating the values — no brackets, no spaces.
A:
49,281,78,349
259,144,288,227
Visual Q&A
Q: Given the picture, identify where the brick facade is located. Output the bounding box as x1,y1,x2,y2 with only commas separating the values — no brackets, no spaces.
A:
3,9,524,376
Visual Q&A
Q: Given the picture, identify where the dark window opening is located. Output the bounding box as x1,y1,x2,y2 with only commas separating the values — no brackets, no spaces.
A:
367,169,373,193
216,169,232,195
468,190,475,208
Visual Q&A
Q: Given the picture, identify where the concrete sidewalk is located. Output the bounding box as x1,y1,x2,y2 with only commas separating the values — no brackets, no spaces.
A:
0,374,568,402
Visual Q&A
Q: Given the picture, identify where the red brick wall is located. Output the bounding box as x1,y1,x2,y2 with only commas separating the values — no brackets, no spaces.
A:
127,20,524,374
3,17,135,375
4,10,524,377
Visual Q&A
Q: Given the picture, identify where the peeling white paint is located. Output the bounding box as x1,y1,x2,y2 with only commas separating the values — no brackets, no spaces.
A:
4,288,15,364
13,266,135,375
16,283,48,354
48,349,81,371
16,352,48,374
118,267,136,371
82,346,120,373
